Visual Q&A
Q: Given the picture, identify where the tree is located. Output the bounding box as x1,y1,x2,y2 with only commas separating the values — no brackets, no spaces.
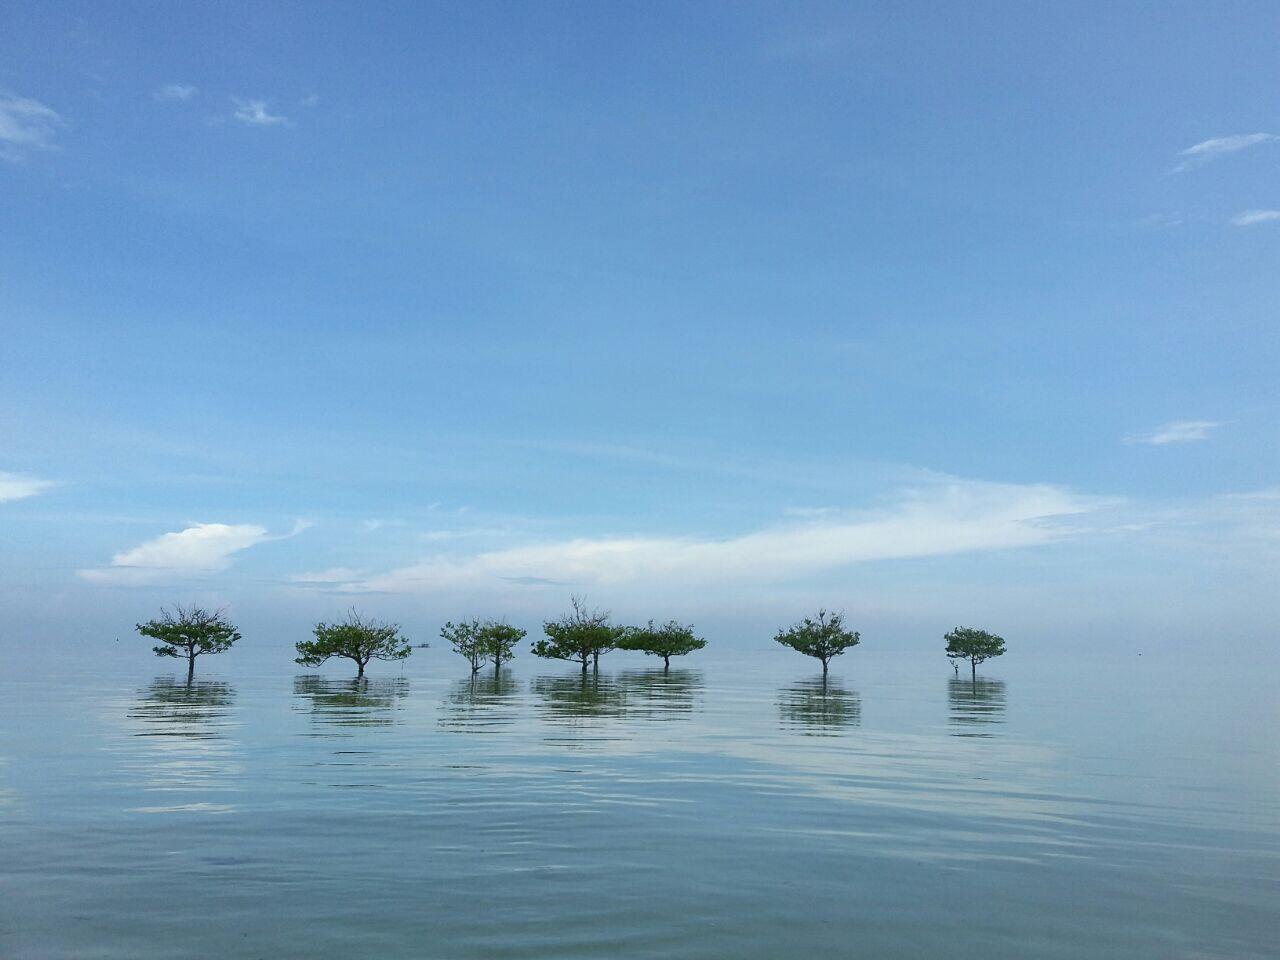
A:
531,596,624,674
440,619,487,674
479,620,525,675
945,626,1006,681
295,610,412,677
440,619,525,675
773,609,860,677
136,605,241,682
619,619,706,670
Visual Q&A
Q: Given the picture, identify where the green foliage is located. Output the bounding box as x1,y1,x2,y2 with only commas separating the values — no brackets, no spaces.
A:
135,605,241,678
479,620,525,670
944,626,1006,678
619,619,706,667
531,596,625,671
442,618,526,673
774,609,860,675
441,619,487,673
295,610,412,677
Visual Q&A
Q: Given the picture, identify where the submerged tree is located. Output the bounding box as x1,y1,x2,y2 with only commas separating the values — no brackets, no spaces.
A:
944,626,1006,681
136,605,241,681
532,596,624,674
479,620,525,675
441,619,487,674
619,619,706,670
773,609,860,677
441,619,525,675
295,610,412,678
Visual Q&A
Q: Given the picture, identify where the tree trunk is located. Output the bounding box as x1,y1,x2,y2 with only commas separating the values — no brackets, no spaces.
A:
593,651,600,671
357,660,365,678
971,659,977,682
821,657,829,677
664,656,670,671
187,653,196,683
581,657,588,675
494,656,501,678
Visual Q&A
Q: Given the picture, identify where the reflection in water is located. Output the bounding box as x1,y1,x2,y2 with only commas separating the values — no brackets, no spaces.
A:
128,677,236,739
948,678,1007,737
533,673,628,724
122,677,240,807
531,669,706,730
291,676,409,732
439,671,521,733
615,668,702,720
778,677,861,735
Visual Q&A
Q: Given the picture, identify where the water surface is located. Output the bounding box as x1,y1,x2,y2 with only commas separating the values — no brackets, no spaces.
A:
2,644,1276,958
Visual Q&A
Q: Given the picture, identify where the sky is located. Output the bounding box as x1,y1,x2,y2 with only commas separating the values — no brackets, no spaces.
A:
1,1,1277,656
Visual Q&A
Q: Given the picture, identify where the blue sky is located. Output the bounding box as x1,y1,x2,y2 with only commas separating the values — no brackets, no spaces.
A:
2,2,1277,651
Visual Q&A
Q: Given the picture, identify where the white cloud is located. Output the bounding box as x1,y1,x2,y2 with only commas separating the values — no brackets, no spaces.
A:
1127,420,1223,445
313,480,1100,596
154,84,198,101
1172,133,1275,172
0,94,62,162
0,471,54,502
1231,209,1280,226
290,566,366,585
232,98,287,126
300,93,320,107
78,521,306,585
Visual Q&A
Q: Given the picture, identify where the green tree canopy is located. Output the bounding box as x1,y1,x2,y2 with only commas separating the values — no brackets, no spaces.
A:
441,619,526,675
619,619,706,669
479,620,525,674
136,605,241,681
441,619,487,674
774,609,860,676
944,626,1006,680
532,597,625,673
295,610,412,677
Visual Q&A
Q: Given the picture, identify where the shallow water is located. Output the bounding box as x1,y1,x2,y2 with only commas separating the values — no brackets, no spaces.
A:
1,644,1276,958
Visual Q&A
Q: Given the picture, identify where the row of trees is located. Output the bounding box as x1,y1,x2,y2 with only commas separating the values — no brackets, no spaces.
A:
135,601,1005,681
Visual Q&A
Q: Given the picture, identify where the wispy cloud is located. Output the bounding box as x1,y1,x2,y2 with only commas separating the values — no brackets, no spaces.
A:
78,520,307,585
1172,133,1275,172
1231,209,1280,226
1135,212,1184,230
231,98,288,127
289,566,366,585
0,471,55,502
1127,420,1223,445
0,94,63,162
154,84,198,102
306,480,1101,596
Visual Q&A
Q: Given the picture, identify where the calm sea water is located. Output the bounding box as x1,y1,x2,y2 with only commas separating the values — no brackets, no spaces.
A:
1,643,1276,958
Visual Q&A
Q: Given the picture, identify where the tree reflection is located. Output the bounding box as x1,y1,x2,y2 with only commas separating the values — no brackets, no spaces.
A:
947,677,1007,737
439,670,521,733
291,675,409,729
615,668,702,720
778,676,861,735
531,669,706,736
128,677,236,739
532,672,628,722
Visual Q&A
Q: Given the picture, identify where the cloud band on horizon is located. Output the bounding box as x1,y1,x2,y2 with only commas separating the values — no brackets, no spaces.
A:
294,480,1103,596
